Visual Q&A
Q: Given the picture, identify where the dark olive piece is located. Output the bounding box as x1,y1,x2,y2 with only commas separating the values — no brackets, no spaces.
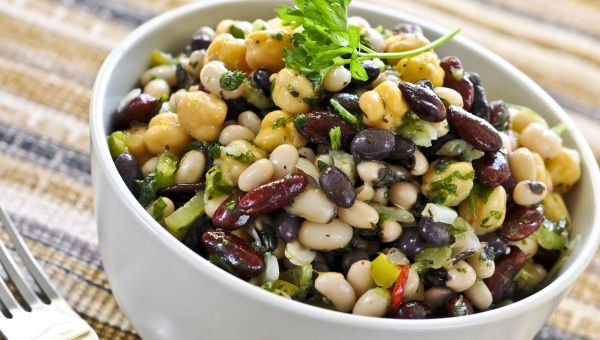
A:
465,72,490,121
446,105,502,153
319,166,356,208
398,81,446,122
114,153,143,198
253,68,273,96
350,128,396,160
472,151,511,187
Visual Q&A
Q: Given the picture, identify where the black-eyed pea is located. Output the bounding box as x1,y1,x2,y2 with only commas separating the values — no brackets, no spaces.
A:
181,50,206,76
298,147,315,162
298,219,353,251
219,125,256,146
315,272,357,312
237,110,262,134
143,78,170,99
357,161,385,184
519,122,562,158
546,147,581,194
543,193,571,225
141,156,159,177
424,287,454,309
379,219,402,243
270,144,299,179
411,149,429,176
346,260,376,297
338,201,379,229
175,150,206,184
458,185,507,235
435,87,463,107
271,68,315,114
389,181,418,210
373,187,389,205
446,260,477,292
467,245,495,279
140,64,177,87
200,60,228,96
238,159,274,192
464,280,493,310
204,195,229,218
509,147,538,182
402,267,421,300
352,287,390,317
513,180,547,206
284,241,316,266
422,160,475,207
323,66,352,92
143,112,192,155
177,91,227,142
356,184,375,202
285,188,336,223
508,236,538,259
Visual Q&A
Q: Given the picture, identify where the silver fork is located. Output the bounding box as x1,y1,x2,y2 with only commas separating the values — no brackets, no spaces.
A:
0,207,98,340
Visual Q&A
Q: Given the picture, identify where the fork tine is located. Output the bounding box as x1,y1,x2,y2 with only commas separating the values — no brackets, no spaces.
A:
0,208,59,305
0,274,20,312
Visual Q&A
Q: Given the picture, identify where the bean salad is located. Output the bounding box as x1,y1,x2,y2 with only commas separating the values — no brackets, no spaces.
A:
107,0,582,319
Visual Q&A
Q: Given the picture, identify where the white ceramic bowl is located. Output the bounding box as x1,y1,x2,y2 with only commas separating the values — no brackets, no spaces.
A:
90,1,600,339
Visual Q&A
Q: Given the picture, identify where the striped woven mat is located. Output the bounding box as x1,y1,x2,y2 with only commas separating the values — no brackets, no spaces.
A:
0,0,598,339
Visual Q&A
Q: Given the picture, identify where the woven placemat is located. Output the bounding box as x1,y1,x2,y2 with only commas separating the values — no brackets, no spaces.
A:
0,0,598,339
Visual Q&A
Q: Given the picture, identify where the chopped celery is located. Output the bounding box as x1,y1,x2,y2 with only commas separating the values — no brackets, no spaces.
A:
533,218,569,250
412,246,452,273
107,131,128,158
421,203,457,224
204,166,233,201
371,203,415,224
150,49,174,66
280,263,313,299
436,139,484,161
370,253,401,288
155,151,179,189
397,112,438,147
515,261,546,292
149,197,167,221
164,191,205,240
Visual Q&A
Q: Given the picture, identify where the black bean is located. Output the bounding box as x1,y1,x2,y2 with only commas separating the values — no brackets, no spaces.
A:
395,228,425,257
253,217,278,253
447,105,502,153
388,135,416,160
533,248,561,271
253,68,273,96
114,153,143,197
350,128,395,160
341,249,369,274
394,300,434,319
416,79,435,91
190,32,212,51
445,295,474,316
424,268,448,287
311,260,330,273
472,151,511,187
465,72,490,121
350,60,380,88
330,92,361,114
479,232,509,258
440,56,474,111
113,94,161,130
273,211,301,242
183,216,211,255
418,217,453,246
393,23,423,36
399,82,446,122
159,183,205,195
489,100,510,131
319,166,356,208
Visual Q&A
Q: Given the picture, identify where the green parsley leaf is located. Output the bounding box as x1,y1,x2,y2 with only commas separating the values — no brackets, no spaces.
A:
220,71,246,91
229,24,245,39
150,197,167,221
272,116,290,129
329,126,342,150
204,166,232,201
330,98,359,127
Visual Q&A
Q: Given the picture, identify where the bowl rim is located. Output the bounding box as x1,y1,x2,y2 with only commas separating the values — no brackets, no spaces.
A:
90,0,600,330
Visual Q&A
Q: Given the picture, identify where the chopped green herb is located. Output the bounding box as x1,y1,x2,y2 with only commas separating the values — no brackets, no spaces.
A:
205,166,232,201
397,112,438,147
150,197,167,221
329,126,342,150
226,150,256,163
330,98,359,127
287,84,299,97
272,116,290,129
294,113,308,129
316,160,329,171
229,24,245,39
220,71,246,91
428,170,474,205
226,199,237,211
137,173,158,208
270,32,284,41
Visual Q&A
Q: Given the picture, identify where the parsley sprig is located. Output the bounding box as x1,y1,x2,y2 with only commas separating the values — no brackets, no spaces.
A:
277,0,460,82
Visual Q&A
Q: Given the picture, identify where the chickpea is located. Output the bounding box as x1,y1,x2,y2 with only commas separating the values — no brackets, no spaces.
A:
421,160,475,207
271,68,316,114
543,193,571,225
245,30,290,72
435,87,463,107
237,110,262,134
143,112,191,156
315,272,356,312
390,182,419,210
140,65,177,87
143,78,170,99
459,185,507,235
175,150,206,184
546,147,581,194
509,105,547,133
124,124,151,164
519,122,562,158
359,81,408,130
509,148,538,182
396,51,445,87
254,110,307,152
215,140,267,184
322,66,352,92
177,91,227,142
218,125,256,146
384,33,430,65
205,33,251,72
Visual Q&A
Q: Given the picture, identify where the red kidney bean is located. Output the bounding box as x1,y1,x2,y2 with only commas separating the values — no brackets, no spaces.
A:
351,128,396,160
294,110,357,146
472,151,511,187
445,295,474,316
399,81,446,122
113,94,161,130
238,173,308,215
440,56,474,111
447,105,502,153
349,60,380,88
114,153,143,198
253,68,273,96
202,230,265,278
499,205,544,241
388,135,416,160
340,249,369,274
273,211,301,242
479,232,509,258
501,172,516,200
489,100,510,131
330,92,361,114
212,191,251,230
319,166,356,208
484,246,526,302
394,300,435,319
418,217,453,246
465,72,490,121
